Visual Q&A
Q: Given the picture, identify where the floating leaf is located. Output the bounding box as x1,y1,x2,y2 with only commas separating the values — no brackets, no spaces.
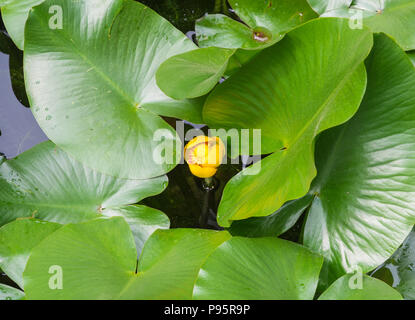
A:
308,0,415,50
196,0,317,49
23,217,230,299
0,219,61,289
372,228,415,300
156,47,235,100
140,0,226,33
0,283,24,300
229,194,314,238
193,237,323,299
303,34,415,283
408,51,415,66
0,0,44,50
0,141,169,254
318,274,403,300
204,18,372,227
24,0,203,179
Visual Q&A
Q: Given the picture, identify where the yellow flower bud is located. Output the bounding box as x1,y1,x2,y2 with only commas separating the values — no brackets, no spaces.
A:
184,136,225,178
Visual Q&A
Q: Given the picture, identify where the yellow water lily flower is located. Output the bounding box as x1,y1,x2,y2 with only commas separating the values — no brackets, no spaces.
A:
184,136,226,178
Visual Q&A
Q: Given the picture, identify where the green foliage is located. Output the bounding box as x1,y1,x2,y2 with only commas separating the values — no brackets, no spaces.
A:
0,141,169,254
308,0,415,50
196,0,317,49
204,18,373,227
23,218,230,299
318,274,403,300
24,0,202,179
1,0,415,301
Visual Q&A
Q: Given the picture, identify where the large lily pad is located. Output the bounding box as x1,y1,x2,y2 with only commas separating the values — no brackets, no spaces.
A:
0,141,169,253
196,0,317,50
0,219,61,289
318,274,403,300
303,34,415,283
196,0,317,49
24,0,203,179
193,237,323,299
308,0,415,50
23,217,230,299
0,0,43,50
204,18,373,227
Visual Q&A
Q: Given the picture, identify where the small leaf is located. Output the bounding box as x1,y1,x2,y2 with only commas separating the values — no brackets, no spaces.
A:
318,275,403,300
205,18,373,226
156,47,235,100
196,0,318,49
303,34,415,282
193,237,323,300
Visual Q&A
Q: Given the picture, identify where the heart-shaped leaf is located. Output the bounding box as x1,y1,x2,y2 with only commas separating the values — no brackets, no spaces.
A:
204,18,373,227
156,47,236,100
0,0,44,50
303,34,415,283
308,0,415,50
196,0,317,49
24,0,203,179
318,274,403,300
0,141,169,253
0,220,61,289
0,283,24,300
193,237,323,299
23,217,230,299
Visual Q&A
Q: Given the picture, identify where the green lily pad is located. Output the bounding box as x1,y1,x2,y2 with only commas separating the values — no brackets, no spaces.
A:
193,237,323,299
318,274,403,300
156,47,236,100
229,194,314,238
23,217,230,299
196,0,317,49
0,219,61,289
24,0,203,179
0,0,44,50
308,0,415,50
303,34,415,283
0,283,24,300
204,18,373,227
0,141,169,253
